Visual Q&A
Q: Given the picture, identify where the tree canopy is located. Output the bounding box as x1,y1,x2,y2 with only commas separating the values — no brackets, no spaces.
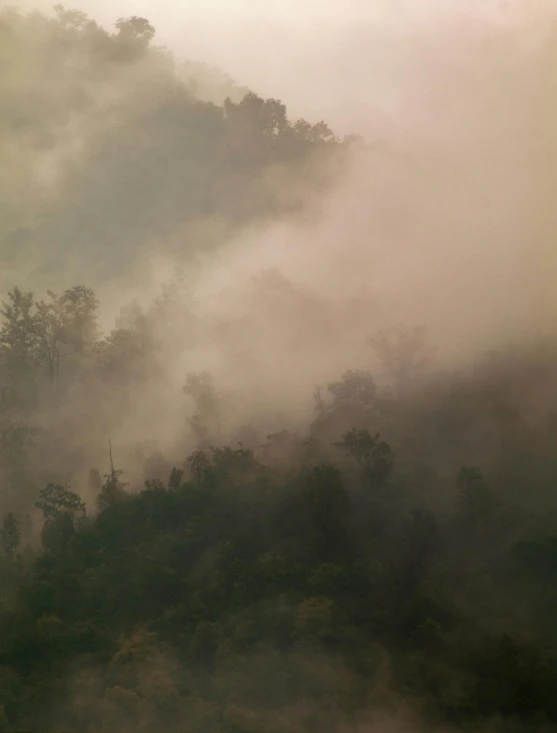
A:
0,5,351,291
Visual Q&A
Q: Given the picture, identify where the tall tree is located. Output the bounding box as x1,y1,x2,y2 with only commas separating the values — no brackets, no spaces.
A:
0,288,37,382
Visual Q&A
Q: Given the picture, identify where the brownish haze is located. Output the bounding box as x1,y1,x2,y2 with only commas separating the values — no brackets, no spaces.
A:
3,0,557,484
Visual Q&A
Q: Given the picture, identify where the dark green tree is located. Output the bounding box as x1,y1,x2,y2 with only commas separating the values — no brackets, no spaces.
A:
36,483,86,520
337,428,394,488
96,442,129,512
302,464,351,561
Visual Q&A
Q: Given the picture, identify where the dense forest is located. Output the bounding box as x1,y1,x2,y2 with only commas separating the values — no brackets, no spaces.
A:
2,5,557,733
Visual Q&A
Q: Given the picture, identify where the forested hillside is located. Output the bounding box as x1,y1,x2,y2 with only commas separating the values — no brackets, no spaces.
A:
1,279,557,732
1,5,557,733
0,6,352,291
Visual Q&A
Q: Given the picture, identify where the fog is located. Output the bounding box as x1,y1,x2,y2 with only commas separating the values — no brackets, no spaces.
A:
2,0,557,459
101,0,557,363
3,2,557,730
20,0,530,135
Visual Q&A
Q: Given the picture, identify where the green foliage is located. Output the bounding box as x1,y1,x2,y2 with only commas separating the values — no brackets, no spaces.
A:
337,428,394,487
465,635,557,718
115,16,155,45
0,285,98,383
302,464,352,562
187,449,213,483
303,464,350,529
96,470,129,512
0,279,554,729
0,290,556,733
36,483,86,520
312,371,381,451
0,416,554,730
1,7,557,731
327,370,377,408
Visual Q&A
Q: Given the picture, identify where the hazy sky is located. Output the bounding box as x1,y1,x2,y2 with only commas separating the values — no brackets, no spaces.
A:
19,0,522,137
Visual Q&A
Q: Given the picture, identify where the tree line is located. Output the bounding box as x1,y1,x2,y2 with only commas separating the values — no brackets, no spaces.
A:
0,285,557,731
0,6,361,290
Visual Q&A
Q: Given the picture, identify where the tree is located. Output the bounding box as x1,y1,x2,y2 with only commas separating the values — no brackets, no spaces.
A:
96,441,129,512
115,16,155,44
187,449,212,485
97,470,128,512
512,536,557,615
394,508,442,636
466,635,557,718
36,484,86,553
0,286,98,385
336,428,394,489
34,286,98,382
303,464,351,560
291,118,337,144
53,5,92,32
58,285,99,351
167,467,184,491
312,371,380,446
401,508,440,574
33,293,66,383
225,93,288,140
36,483,86,520
114,15,155,58
0,288,37,379
94,327,150,386
327,370,377,408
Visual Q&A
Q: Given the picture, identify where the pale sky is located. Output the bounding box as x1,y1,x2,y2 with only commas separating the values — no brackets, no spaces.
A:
16,0,521,137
